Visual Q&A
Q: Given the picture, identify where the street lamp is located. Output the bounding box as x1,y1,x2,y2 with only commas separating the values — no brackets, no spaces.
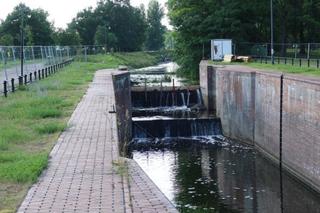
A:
19,10,31,84
270,0,275,64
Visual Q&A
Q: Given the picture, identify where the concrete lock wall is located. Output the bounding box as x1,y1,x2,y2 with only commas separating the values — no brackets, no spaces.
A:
199,60,320,192
112,71,132,153
254,71,282,161
282,76,320,191
200,61,216,112
216,67,256,144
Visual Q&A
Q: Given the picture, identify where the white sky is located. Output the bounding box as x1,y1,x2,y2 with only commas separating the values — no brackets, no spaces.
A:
0,0,171,29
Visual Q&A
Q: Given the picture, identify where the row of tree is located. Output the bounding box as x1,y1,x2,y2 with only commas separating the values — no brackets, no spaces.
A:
0,0,166,51
167,0,320,79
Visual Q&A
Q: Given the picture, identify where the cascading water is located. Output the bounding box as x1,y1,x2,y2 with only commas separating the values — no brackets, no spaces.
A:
180,92,186,107
133,118,222,138
128,62,320,213
129,117,226,150
132,89,200,108
196,88,203,106
131,88,205,118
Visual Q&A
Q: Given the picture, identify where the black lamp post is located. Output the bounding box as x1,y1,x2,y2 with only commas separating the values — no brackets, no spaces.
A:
20,12,24,79
270,0,275,64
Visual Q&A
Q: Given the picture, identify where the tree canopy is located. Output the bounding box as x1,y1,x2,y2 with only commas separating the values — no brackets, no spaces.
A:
70,0,147,51
168,0,320,79
145,0,166,51
0,0,164,52
0,3,54,45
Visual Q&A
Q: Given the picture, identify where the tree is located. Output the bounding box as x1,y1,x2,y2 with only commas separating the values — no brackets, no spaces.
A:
54,28,81,46
94,25,118,50
70,7,98,45
0,3,54,45
164,31,175,50
145,0,165,51
0,34,14,45
168,0,320,79
25,25,33,45
69,0,146,51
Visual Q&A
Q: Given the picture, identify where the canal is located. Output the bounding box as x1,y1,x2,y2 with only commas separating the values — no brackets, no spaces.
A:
129,62,320,213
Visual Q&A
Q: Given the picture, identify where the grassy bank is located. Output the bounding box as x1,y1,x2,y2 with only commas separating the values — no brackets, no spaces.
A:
209,60,320,77
0,52,159,212
246,62,320,77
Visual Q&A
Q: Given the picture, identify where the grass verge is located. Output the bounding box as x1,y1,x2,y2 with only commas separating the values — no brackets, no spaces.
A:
0,52,159,212
246,62,320,77
210,61,320,77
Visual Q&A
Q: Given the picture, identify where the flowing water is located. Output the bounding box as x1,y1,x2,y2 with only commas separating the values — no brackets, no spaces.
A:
129,63,320,213
131,62,205,119
131,62,183,87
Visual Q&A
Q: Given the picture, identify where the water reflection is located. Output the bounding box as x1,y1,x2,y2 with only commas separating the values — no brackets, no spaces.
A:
132,145,320,213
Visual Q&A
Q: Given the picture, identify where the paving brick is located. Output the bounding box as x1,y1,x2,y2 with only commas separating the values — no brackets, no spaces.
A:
18,70,177,213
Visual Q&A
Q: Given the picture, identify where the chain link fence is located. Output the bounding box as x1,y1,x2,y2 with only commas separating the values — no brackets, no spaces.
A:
0,45,111,97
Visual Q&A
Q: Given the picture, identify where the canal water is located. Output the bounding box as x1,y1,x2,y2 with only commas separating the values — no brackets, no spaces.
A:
131,62,182,87
130,143,320,213
129,63,320,213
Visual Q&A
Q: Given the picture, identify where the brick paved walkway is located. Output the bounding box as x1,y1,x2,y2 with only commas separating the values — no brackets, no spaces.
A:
18,70,177,213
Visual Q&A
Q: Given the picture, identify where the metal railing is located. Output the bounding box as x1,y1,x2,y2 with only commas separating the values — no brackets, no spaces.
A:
252,56,320,69
235,42,320,60
0,45,113,97
1,58,74,97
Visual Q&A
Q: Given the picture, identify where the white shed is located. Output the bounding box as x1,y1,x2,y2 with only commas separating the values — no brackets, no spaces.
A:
211,39,232,61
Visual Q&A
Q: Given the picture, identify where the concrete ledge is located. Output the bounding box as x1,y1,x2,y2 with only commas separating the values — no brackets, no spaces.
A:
131,85,200,92
126,159,178,212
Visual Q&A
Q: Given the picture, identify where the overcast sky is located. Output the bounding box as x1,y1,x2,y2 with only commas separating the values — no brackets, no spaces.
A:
0,0,171,29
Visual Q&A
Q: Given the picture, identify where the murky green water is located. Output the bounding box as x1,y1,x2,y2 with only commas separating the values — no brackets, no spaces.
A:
132,144,320,213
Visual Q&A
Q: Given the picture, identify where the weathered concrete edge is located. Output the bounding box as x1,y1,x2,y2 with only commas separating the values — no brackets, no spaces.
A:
111,71,178,212
200,61,320,194
132,85,200,92
112,71,132,155
125,159,178,212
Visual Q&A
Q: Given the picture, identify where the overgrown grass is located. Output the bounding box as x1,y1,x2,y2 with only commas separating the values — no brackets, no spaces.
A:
0,52,159,212
35,122,67,134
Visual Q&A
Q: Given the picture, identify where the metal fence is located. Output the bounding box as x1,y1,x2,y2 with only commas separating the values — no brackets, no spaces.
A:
231,42,320,69
252,56,320,68
235,42,320,59
1,58,74,97
0,45,111,97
